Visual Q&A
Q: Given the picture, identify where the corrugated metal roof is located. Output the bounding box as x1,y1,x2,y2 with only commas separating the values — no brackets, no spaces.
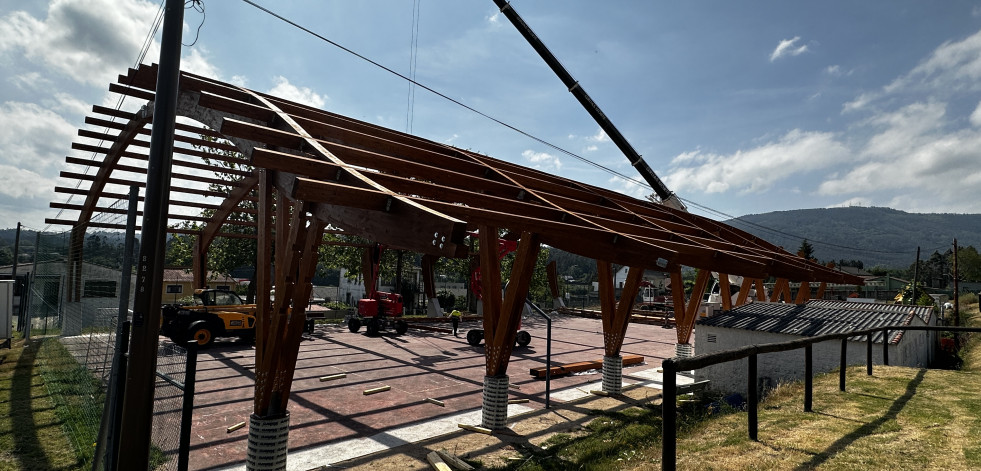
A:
806,299,934,325
696,301,926,344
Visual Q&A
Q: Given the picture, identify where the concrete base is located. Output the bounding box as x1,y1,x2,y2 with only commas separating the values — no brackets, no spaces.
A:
481,375,510,430
602,355,623,394
675,343,694,358
246,412,290,471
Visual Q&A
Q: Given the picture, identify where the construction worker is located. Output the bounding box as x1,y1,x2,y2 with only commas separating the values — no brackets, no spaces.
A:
449,309,462,336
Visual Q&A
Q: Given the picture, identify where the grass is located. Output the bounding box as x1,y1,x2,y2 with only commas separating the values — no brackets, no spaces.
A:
0,338,88,470
487,302,981,470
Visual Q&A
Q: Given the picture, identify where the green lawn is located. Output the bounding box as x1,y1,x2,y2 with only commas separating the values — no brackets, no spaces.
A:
488,303,981,471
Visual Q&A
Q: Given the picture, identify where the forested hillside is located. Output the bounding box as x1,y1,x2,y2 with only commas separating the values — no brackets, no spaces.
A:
725,206,981,268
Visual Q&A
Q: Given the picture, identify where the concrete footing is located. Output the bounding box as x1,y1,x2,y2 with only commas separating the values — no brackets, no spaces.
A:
246,411,290,471
602,355,623,394
481,375,509,429
675,343,694,358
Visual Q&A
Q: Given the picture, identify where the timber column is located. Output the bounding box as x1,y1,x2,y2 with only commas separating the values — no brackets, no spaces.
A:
597,262,644,394
478,228,540,429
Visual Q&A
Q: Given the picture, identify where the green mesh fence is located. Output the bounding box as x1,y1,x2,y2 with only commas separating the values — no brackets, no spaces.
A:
21,193,190,470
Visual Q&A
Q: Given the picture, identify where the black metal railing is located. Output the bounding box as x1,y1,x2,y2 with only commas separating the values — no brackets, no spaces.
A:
661,325,981,470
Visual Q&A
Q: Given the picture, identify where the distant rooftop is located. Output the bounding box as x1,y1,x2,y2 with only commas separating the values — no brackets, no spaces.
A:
697,300,932,344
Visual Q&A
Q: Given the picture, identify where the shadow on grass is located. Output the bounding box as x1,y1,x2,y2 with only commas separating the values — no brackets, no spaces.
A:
793,368,926,471
11,342,53,471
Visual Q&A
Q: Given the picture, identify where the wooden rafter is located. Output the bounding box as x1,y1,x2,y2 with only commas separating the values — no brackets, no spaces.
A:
50,64,870,424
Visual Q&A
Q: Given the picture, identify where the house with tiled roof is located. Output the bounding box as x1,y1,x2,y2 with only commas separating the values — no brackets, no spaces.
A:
695,300,936,395
161,268,240,303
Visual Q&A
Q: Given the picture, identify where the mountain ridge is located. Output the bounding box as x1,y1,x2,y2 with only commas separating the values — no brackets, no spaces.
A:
724,206,980,268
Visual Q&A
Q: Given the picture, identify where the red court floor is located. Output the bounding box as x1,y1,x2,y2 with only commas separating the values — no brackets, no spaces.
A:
182,312,681,470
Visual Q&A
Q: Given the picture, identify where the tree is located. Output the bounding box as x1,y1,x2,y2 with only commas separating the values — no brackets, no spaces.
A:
797,239,815,261
164,135,258,295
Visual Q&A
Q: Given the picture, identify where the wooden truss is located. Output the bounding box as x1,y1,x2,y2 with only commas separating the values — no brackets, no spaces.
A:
50,65,865,413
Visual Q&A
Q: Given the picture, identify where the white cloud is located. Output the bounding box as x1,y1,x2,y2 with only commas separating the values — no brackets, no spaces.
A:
181,48,221,80
47,92,90,116
824,65,853,78
608,175,649,199
9,71,51,91
0,0,161,86
0,165,57,199
846,28,981,113
818,103,981,207
267,76,327,109
0,101,76,172
971,101,981,127
588,128,609,142
522,150,562,172
769,36,809,62
664,129,850,194
885,29,981,95
861,102,945,158
842,92,874,113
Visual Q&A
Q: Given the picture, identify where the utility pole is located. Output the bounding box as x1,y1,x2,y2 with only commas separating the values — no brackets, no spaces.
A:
912,246,920,305
11,222,20,332
953,238,959,326
117,0,184,467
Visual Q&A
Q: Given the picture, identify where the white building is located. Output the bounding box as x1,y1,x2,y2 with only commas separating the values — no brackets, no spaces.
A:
695,301,936,395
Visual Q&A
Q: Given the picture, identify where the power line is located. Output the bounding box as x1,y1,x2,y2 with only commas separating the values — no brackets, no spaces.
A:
404,0,420,134
236,0,938,260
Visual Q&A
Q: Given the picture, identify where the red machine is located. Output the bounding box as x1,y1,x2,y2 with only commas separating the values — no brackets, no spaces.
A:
348,244,407,336
465,233,532,348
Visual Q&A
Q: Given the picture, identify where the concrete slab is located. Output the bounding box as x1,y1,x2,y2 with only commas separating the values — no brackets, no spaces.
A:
185,312,683,470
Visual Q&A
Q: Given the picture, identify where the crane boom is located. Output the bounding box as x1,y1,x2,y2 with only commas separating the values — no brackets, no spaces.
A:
492,0,686,211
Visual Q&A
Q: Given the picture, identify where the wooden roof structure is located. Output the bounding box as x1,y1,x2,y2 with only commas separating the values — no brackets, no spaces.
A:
49,64,865,422
50,64,862,288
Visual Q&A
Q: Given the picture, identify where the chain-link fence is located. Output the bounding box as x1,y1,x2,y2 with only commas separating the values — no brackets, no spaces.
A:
13,191,195,470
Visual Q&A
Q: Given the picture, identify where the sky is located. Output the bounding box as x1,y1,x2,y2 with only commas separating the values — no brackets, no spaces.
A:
2,0,981,231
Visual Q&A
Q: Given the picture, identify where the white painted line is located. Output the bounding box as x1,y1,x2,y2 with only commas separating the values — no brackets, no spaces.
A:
213,366,691,470
213,404,533,471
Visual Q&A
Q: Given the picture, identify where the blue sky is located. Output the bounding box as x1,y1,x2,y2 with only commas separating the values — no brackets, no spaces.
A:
2,0,981,230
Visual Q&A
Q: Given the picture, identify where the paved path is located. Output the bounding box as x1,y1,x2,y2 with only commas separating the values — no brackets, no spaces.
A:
187,313,683,470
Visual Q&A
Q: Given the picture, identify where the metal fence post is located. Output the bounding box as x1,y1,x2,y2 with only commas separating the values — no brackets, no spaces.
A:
748,353,758,441
178,340,199,471
839,337,847,392
804,344,812,412
661,359,677,471
882,329,889,366
867,333,873,376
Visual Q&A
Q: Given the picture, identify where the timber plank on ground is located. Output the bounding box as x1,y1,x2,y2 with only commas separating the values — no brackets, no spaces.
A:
529,354,644,378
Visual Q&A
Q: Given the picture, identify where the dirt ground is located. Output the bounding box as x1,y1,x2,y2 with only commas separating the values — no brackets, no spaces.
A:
331,382,664,470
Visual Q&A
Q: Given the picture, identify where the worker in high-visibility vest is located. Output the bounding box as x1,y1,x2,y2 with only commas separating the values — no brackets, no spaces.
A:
449,309,462,337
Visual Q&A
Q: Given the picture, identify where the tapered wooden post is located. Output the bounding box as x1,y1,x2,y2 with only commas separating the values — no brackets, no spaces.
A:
478,228,540,429
795,281,810,304
735,277,753,306
719,273,732,310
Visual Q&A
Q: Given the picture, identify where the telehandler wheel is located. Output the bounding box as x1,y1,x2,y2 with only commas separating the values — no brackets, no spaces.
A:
515,330,532,347
188,321,215,347
366,318,380,336
466,329,484,346
394,320,409,335
348,317,361,333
